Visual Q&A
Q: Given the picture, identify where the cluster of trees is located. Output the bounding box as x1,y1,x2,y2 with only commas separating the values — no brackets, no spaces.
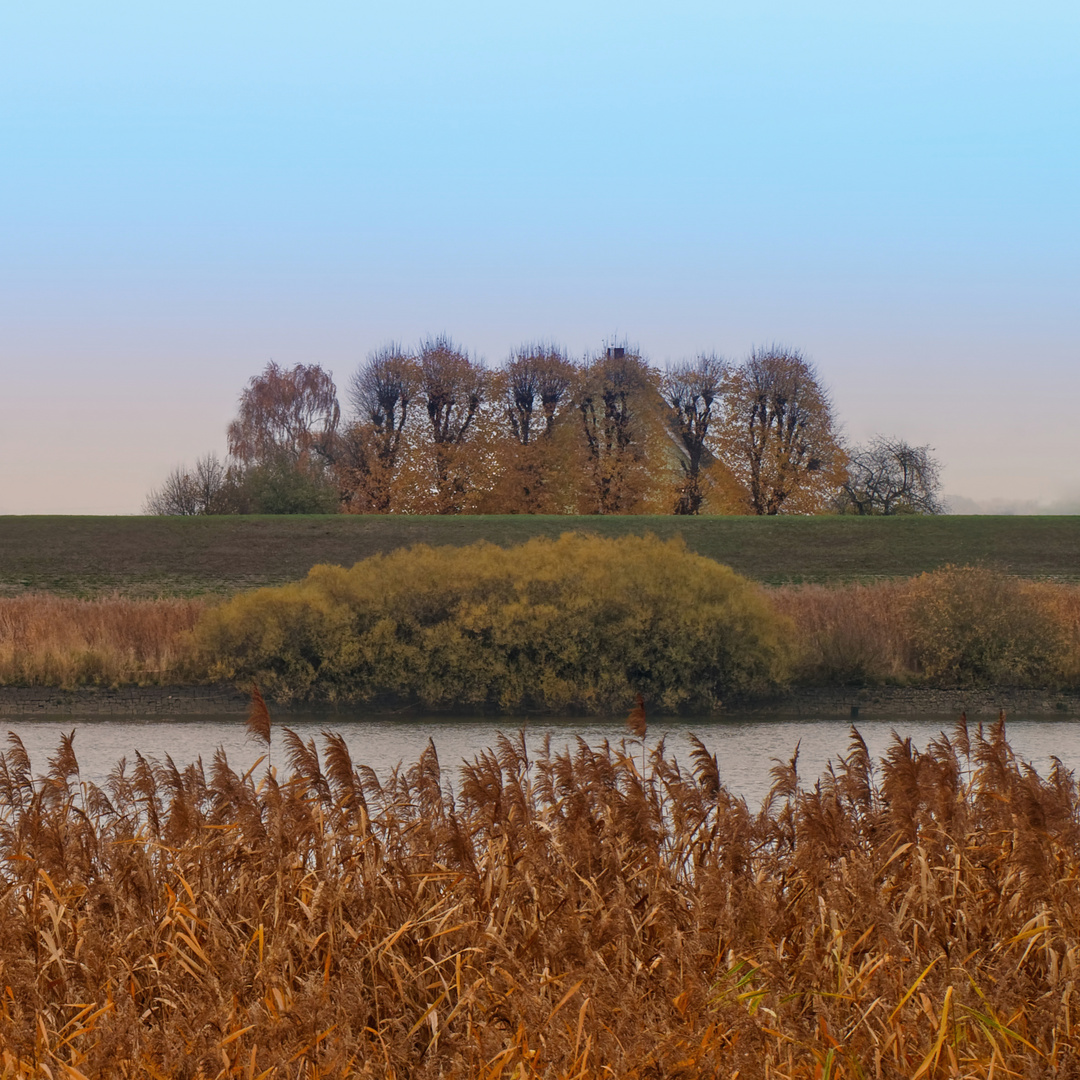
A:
146,339,944,516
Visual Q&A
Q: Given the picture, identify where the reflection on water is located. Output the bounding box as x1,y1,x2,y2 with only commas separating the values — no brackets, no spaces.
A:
2,711,1078,809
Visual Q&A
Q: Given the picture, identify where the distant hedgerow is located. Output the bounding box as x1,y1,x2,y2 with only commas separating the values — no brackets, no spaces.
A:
193,533,792,711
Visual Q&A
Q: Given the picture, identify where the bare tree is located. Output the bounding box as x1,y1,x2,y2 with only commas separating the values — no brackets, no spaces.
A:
144,467,199,516
227,362,341,468
835,437,944,514
714,346,846,515
663,353,728,514
191,453,229,511
144,453,229,515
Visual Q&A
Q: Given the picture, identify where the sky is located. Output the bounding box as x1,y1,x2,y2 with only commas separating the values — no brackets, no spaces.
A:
1,0,1078,514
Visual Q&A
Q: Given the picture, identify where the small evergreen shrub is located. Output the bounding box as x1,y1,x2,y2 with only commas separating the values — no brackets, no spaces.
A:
194,533,792,711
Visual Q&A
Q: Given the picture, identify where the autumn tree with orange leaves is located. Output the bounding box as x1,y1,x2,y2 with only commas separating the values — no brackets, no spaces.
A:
221,361,341,513
662,353,728,515
145,338,884,519
486,344,577,513
403,335,491,514
337,344,419,513
574,346,667,514
227,362,340,468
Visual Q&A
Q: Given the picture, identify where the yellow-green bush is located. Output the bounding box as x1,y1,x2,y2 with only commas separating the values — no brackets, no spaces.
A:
194,533,792,711
907,564,1072,685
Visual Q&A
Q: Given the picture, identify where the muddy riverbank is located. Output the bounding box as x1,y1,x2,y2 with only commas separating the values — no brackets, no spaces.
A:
1,683,1077,718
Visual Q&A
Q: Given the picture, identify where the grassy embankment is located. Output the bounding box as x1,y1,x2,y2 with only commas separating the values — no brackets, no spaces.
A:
2,513,1079,596
0,720,1075,1076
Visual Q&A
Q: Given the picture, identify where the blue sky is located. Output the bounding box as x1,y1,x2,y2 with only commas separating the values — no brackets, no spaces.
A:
2,0,1077,512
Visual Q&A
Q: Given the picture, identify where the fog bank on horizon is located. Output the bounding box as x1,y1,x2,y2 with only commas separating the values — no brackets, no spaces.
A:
1,0,1077,515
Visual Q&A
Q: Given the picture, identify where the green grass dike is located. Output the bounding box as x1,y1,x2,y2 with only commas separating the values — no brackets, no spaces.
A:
2,513,1079,597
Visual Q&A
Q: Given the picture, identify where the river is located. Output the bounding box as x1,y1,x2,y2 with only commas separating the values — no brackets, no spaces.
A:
3,711,1078,808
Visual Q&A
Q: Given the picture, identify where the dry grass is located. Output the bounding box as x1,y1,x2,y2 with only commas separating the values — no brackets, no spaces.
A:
1023,579,1080,682
1,714,1078,1077
0,594,205,688
771,580,916,683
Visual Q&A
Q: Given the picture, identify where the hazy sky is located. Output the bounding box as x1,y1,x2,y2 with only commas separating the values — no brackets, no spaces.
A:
2,0,1077,513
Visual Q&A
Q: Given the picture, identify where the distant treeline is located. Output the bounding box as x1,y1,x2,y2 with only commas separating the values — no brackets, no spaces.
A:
4,537,1077,706
147,339,944,517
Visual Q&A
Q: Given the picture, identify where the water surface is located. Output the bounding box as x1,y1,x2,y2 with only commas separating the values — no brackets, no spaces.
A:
3,711,1078,808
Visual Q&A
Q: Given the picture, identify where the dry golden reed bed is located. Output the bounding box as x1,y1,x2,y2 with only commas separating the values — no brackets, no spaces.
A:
0,594,204,688
1,713,1078,1078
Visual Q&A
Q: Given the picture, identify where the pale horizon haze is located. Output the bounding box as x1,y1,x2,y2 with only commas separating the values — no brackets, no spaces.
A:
2,1,1077,514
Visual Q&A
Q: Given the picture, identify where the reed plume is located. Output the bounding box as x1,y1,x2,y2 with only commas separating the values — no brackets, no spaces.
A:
245,680,272,745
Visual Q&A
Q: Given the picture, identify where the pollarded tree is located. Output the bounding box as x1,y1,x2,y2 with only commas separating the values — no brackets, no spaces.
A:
504,343,575,444
714,346,846,515
835,437,944,515
491,344,578,512
339,345,420,512
663,353,728,515
349,344,418,450
420,335,486,446
575,345,667,515
410,335,490,514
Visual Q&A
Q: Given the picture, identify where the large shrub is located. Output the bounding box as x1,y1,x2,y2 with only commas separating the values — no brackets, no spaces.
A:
907,565,1072,685
194,533,792,711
